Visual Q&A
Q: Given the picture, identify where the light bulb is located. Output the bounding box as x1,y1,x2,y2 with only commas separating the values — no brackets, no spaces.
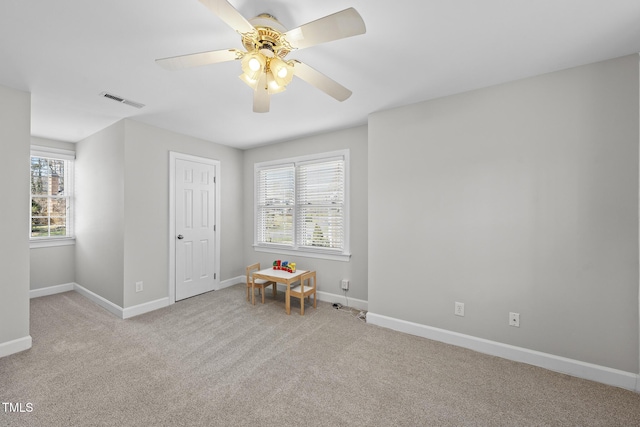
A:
241,52,265,83
266,72,286,94
239,73,258,90
269,57,294,88
249,58,261,71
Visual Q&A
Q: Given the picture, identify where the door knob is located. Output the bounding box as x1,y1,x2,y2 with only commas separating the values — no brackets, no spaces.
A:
177,234,184,239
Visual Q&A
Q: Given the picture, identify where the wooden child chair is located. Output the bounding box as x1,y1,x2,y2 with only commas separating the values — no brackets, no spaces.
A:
246,263,276,305
289,270,316,315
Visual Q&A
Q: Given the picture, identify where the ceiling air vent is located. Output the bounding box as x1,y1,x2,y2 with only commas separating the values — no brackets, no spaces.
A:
99,92,145,109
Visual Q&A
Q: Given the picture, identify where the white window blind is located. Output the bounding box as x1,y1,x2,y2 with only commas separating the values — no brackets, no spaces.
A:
254,150,350,261
256,164,295,245
296,157,344,250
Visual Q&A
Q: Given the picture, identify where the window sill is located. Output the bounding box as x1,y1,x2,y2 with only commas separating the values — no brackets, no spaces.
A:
30,237,76,249
253,244,351,262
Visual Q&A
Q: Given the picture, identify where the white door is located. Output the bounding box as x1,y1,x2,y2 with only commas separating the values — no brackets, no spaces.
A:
175,158,216,301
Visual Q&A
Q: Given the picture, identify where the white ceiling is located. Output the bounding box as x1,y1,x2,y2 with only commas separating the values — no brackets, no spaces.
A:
1,0,640,149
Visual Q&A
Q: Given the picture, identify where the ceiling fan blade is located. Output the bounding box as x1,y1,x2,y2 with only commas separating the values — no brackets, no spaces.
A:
253,73,270,113
156,49,241,70
283,8,365,50
292,60,352,102
198,0,256,36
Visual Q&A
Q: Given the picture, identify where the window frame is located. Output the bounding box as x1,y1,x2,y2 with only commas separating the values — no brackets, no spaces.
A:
30,145,75,248
254,149,350,262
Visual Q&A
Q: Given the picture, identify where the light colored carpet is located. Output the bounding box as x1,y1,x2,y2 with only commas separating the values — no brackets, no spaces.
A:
1,284,639,426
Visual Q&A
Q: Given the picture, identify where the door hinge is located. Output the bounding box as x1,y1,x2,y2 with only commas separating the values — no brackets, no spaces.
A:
214,225,216,232
214,273,216,280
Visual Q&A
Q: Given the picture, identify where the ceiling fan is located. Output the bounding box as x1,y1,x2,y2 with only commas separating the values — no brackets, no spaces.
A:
156,0,366,113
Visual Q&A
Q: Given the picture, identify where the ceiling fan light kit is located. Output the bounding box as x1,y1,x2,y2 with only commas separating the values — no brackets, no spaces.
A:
238,48,293,94
156,0,366,113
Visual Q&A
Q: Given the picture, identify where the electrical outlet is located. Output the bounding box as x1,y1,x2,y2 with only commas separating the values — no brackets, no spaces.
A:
135,281,143,293
341,279,349,291
509,312,520,327
454,301,465,317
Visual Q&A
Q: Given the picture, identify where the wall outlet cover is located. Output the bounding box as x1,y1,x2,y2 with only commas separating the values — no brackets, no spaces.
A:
455,302,465,317
509,312,520,327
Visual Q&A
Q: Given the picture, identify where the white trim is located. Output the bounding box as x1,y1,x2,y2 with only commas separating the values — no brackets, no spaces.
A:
29,282,171,319
169,152,221,305
169,153,176,305
218,275,244,290
637,74,640,394
215,280,368,310
29,148,75,241
31,145,75,160
30,283,75,298
253,245,351,262
367,312,640,393
316,290,368,311
255,150,348,168
254,149,350,259
73,283,123,318
30,281,369,315
122,298,170,319
0,336,32,358
30,237,75,249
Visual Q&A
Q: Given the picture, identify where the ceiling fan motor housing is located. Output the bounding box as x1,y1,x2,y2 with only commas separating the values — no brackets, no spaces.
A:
244,14,292,59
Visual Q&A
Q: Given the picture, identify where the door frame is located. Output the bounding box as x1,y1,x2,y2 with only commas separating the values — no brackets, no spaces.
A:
168,151,221,304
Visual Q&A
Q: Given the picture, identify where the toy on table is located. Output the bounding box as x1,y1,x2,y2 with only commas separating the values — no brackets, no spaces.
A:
273,260,296,273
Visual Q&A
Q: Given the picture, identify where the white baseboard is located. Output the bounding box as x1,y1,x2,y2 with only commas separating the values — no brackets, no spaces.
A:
366,312,640,393
267,287,368,311
0,336,32,358
316,291,368,311
122,297,170,319
218,275,244,291
212,279,369,311
73,283,124,318
75,284,173,320
30,283,75,298
31,282,175,320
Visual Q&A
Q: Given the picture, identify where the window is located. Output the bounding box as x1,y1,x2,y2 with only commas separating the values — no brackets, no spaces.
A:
30,146,75,246
255,150,350,261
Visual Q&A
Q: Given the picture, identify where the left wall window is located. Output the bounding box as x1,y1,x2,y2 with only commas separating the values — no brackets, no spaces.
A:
30,146,75,246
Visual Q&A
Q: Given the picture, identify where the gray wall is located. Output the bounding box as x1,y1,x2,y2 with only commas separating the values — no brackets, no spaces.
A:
368,54,639,373
75,121,126,307
30,137,76,290
74,119,245,309
30,245,75,289
243,125,368,301
0,84,31,345
122,120,245,308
